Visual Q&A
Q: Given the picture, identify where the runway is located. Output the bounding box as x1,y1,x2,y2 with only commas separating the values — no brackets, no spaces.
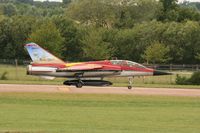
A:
0,84,200,97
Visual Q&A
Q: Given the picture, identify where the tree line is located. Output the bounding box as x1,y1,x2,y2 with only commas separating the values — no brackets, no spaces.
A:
0,0,200,64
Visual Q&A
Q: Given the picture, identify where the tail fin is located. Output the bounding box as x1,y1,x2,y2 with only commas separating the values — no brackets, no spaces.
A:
24,42,64,64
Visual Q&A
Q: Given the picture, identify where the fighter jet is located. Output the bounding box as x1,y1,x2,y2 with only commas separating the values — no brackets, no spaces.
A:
25,42,171,89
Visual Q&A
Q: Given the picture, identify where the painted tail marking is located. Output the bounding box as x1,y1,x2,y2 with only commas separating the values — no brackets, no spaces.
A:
25,42,64,64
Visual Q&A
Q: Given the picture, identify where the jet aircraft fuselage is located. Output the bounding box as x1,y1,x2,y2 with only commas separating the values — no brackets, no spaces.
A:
25,43,170,89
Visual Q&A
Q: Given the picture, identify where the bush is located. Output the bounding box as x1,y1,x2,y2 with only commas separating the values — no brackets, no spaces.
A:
176,72,200,85
188,72,200,85
175,74,189,85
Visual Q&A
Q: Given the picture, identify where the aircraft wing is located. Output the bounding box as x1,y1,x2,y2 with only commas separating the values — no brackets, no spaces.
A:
64,64,103,71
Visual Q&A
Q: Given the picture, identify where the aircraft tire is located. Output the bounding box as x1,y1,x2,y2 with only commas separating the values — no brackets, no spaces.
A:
128,86,132,89
76,82,83,88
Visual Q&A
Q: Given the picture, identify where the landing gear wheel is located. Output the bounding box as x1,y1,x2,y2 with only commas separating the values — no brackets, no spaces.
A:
128,77,134,90
74,73,84,88
128,86,132,89
76,82,83,88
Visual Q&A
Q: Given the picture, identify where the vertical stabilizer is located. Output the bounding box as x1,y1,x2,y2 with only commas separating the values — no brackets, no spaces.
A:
24,42,64,64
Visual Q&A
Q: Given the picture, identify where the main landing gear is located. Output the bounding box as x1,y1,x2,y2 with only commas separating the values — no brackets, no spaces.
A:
63,73,112,88
75,73,84,88
128,77,134,89
75,79,83,88
63,79,113,87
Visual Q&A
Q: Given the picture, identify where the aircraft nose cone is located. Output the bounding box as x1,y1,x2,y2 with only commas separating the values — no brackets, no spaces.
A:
153,70,172,76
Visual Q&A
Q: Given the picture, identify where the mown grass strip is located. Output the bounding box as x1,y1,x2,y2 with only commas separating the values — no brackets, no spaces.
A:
0,93,200,133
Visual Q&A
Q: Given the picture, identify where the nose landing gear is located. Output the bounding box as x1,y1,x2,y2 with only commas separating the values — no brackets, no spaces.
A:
128,77,134,89
128,86,132,89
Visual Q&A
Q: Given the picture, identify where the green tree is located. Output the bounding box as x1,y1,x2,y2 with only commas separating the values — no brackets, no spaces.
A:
114,0,161,28
112,21,166,62
28,21,64,57
82,28,113,60
52,16,83,61
16,0,33,4
177,7,200,22
143,42,170,64
158,0,200,22
0,14,5,21
195,53,200,61
162,21,200,64
0,18,12,59
63,0,71,5
9,16,36,59
158,0,178,21
160,0,178,12
0,16,36,59
0,3,17,17
67,0,115,28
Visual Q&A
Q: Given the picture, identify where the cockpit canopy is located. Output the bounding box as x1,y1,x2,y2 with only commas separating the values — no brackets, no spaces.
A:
110,60,146,68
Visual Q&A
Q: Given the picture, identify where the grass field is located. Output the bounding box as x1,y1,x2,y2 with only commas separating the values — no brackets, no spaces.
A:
0,64,200,89
0,93,200,133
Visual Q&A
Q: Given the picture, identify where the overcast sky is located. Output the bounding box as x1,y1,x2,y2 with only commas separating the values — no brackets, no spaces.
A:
34,0,200,2
179,0,200,2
